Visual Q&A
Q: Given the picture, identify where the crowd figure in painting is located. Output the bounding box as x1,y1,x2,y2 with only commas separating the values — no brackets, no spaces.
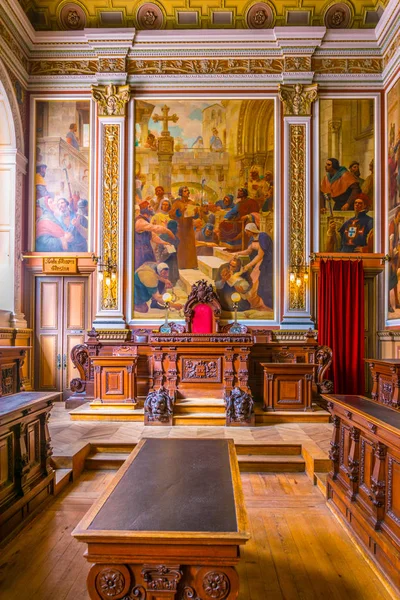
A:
134,165,274,314
321,156,374,254
35,123,88,253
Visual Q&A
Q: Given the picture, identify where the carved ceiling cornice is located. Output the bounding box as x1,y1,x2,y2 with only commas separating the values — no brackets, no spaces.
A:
0,0,398,90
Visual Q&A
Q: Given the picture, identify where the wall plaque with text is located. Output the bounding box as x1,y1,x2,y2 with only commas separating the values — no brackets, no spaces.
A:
42,257,78,274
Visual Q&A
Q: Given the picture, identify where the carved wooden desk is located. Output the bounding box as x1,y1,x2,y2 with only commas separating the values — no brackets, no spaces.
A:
0,391,57,540
73,438,249,600
261,363,316,411
149,333,254,399
324,394,400,593
366,358,400,409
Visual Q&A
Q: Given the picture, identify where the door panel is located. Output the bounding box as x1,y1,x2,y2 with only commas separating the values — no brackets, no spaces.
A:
35,276,90,392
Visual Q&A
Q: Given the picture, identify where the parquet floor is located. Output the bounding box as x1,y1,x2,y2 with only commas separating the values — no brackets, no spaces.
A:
0,469,394,600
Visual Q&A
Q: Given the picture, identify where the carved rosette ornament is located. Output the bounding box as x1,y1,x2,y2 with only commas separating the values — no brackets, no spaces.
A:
324,3,352,29
92,84,131,117
137,3,164,30
278,83,318,117
59,3,87,30
202,571,230,599
246,3,274,29
100,125,120,310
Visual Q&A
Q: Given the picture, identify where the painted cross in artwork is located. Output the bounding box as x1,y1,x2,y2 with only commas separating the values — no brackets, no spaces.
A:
133,99,275,320
34,99,90,253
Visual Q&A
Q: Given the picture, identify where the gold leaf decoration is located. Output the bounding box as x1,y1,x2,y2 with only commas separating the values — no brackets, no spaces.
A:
102,125,119,310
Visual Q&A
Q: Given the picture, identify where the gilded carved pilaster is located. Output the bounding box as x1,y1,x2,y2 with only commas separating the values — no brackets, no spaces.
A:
101,125,120,310
280,84,318,321
289,123,307,310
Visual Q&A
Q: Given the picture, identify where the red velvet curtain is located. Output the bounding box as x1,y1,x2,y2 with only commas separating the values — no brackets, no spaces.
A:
318,259,365,395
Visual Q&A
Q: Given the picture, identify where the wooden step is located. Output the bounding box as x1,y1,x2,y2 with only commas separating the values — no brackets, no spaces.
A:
85,452,130,470
174,399,226,414
235,443,302,456
255,407,330,424
69,404,144,421
172,413,226,426
54,468,72,495
90,442,137,454
238,454,305,473
314,472,329,497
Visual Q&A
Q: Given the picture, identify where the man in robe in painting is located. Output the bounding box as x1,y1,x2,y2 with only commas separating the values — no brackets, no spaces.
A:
215,258,251,312
71,199,88,252
362,158,374,206
339,194,373,253
388,207,400,313
150,185,167,212
224,188,259,221
349,161,364,186
321,157,361,211
36,208,73,252
195,223,219,256
261,171,274,211
66,123,80,151
233,223,273,310
247,165,265,207
135,205,176,270
35,164,53,203
215,194,234,210
134,262,182,313
169,186,199,269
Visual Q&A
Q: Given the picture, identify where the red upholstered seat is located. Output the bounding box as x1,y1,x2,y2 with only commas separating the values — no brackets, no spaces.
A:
191,304,213,333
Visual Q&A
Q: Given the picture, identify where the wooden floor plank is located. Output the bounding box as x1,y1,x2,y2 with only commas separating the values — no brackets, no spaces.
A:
0,471,395,600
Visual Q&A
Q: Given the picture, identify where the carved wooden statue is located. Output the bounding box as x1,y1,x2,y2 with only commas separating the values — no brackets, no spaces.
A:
225,386,255,426
144,386,174,426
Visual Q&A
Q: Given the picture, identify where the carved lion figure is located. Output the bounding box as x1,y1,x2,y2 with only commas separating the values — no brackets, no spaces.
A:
225,386,254,422
144,386,173,422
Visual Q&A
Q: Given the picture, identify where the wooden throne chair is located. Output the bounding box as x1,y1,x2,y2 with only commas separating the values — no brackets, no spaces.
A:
183,280,222,333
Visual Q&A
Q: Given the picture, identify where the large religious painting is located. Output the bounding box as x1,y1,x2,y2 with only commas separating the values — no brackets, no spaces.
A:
387,78,400,319
133,99,275,321
34,99,90,252
319,98,375,255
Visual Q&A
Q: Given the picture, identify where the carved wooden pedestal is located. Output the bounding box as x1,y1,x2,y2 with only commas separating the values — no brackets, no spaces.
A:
261,363,315,411
92,356,138,406
73,439,249,600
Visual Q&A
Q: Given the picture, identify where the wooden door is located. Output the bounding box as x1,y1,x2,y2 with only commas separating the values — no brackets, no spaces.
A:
35,277,63,391
35,276,90,393
63,277,88,391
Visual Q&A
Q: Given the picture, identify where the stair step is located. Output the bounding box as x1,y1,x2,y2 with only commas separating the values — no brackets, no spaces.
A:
54,468,72,495
85,452,130,469
238,454,305,473
91,443,137,454
172,413,226,426
314,472,329,497
174,400,226,414
235,443,302,456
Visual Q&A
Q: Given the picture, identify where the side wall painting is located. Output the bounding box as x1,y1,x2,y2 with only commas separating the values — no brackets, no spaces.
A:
34,99,90,252
319,98,375,254
133,99,275,321
388,78,400,318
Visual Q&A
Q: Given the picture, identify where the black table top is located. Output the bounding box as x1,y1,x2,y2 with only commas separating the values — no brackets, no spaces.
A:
88,438,238,533
324,394,400,431
0,391,58,418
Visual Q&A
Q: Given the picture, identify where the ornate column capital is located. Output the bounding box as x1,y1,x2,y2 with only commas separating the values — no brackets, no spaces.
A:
91,83,131,116
278,83,318,117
